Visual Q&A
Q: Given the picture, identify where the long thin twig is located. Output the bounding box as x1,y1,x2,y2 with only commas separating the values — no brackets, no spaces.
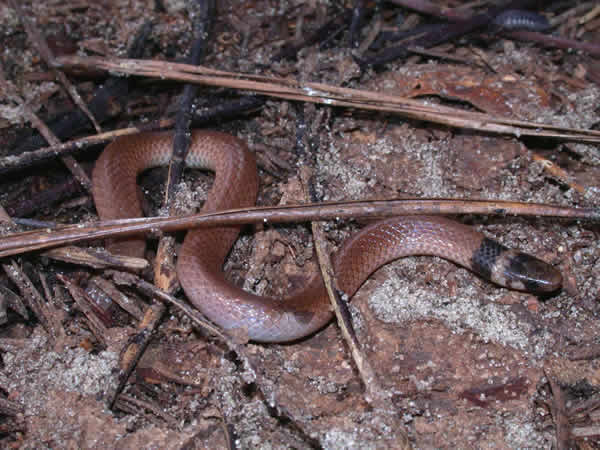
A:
0,198,596,258
54,55,600,143
1,124,163,175
301,171,389,404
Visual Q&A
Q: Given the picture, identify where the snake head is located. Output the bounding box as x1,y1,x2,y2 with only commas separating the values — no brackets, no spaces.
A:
471,237,562,294
497,250,562,293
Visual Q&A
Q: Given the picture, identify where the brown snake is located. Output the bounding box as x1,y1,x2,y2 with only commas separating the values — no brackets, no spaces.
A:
92,130,562,342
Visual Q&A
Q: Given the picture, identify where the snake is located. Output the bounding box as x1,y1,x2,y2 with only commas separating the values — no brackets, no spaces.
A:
92,130,562,342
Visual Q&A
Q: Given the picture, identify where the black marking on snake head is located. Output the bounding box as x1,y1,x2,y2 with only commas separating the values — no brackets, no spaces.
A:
293,310,315,325
504,252,562,293
471,237,507,280
472,238,562,293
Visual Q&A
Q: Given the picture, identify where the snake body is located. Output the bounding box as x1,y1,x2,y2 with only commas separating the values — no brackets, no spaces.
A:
92,130,562,342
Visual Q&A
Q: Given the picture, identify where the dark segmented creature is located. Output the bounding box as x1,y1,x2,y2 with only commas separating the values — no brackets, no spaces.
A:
492,9,551,31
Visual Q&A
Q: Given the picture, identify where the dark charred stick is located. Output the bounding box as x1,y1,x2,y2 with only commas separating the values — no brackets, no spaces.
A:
114,393,179,426
4,178,81,218
0,62,92,191
385,0,471,21
504,30,600,57
273,9,353,61
370,23,446,50
359,23,463,67
8,0,101,133
349,0,366,48
384,4,595,61
3,260,64,340
107,0,215,411
0,284,29,321
160,0,215,289
14,22,152,154
106,300,165,409
10,218,57,229
58,274,109,345
191,95,266,127
320,21,351,51
168,0,215,202
0,95,263,176
90,276,145,321
14,77,128,154
361,0,539,67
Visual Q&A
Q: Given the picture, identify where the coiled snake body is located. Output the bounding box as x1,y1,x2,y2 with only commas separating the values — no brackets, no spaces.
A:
92,131,562,342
